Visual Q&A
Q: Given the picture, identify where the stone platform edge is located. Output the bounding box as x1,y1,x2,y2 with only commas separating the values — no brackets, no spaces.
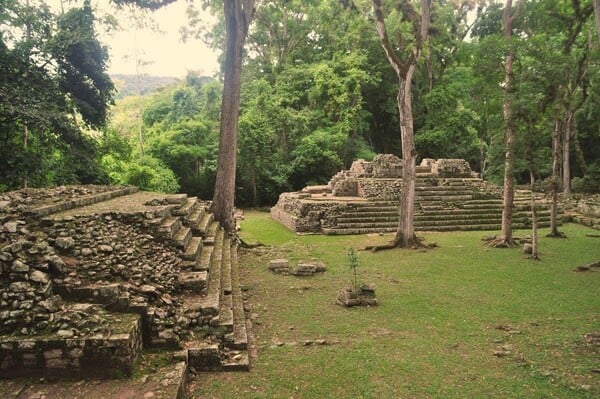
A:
28,186,139,217
0,315,142,379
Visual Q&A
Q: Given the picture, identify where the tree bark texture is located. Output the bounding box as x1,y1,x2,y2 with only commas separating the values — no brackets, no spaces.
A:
529,168,539,260
498,0,523,246
372,0,430,248
594,0,600,41
563,106,573,194
549,116,562,236
211,0,254,232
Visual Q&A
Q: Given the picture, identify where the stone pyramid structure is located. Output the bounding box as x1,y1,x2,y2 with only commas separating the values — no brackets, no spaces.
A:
271,155,558,234
0,186,251,393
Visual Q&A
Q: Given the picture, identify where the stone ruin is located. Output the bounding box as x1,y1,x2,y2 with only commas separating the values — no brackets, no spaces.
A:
271,154,558,235
0,185,250,392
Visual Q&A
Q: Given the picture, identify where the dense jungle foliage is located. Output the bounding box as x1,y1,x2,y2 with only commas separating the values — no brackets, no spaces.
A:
2,0,599,205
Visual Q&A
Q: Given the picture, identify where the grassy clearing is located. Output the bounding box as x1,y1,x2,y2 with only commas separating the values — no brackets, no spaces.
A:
189,211,600,398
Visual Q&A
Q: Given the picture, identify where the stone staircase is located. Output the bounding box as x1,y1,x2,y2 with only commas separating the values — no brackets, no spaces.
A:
0,186,251,396
140,194,251,371
322,179,556,235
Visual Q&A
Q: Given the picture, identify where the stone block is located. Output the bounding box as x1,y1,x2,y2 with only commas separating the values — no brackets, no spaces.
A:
188,343,221,371
178,271,208,291
268,259,290,274
292,261,327,276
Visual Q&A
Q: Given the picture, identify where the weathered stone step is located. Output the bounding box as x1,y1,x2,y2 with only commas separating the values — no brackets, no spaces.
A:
417,224,501,231
172,196,198,217
337,215,399,223
204,221,220,245
219,237,234,333
178,271,208,294
420,205,445,211
414,218,502,227
415,194,474,201
186,342,221,371
221,349,250,371
460,203,505,210
415,188,473,196
226,243,248,351
417,209,502,216
337,211,398,220
461,199,503,205
197,229,225,317
221,237,233,296
417,211,502,219
343,209,399,217
195,244,215,272
323,226,397,235
159,216,182,239
172,226,192,249
336,221,398,229
196,212,215,236
187,206,206,226
164,193,188,204
186,342,249,372
182,236,203,261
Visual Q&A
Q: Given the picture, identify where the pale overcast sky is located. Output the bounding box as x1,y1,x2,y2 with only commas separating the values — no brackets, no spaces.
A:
47,0,219,78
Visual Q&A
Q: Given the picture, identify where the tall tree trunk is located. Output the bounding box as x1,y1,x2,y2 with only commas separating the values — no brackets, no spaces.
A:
21,124,28,189
548,116,565,237
372,0,430,248
395,69,418,247
495,0,523,247
594,0,600,41
210,0,254,232
529,168,539,260
22,0,31,189
563,106,573,194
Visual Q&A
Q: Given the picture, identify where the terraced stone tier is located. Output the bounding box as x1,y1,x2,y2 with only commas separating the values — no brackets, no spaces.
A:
273,174,560,235
0,308,142,378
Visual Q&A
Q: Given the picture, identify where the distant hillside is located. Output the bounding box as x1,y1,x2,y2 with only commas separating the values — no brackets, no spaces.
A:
112,74,179,99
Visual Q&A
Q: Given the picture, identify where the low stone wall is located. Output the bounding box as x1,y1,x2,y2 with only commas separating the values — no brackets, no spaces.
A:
431,159,477,178
0,313,142,378
270,194,352,233
578,195,600,218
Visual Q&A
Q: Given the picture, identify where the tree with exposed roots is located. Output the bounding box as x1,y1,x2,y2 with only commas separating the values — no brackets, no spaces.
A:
487,0,523,248
371,0,431,249
210,0,255,232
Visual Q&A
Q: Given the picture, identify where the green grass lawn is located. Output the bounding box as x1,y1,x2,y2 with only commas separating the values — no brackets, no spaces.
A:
189,212,600,399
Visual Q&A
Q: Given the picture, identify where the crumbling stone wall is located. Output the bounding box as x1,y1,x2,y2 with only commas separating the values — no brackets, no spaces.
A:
332,177,359,197
0,311,142,378
271,193,339,233
431,159,476,178
326,156,476,200
358,178,403,200
370,154,403,178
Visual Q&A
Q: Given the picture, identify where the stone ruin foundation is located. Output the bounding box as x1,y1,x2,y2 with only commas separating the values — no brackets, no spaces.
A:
0,185,251,385
271,155,560,235
336,284,378,308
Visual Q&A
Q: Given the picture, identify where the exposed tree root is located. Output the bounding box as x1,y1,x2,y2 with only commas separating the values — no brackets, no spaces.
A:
236,236,266,249
546,231,567,238
527,254,541,261
363,235,434,252
482,235,518,248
